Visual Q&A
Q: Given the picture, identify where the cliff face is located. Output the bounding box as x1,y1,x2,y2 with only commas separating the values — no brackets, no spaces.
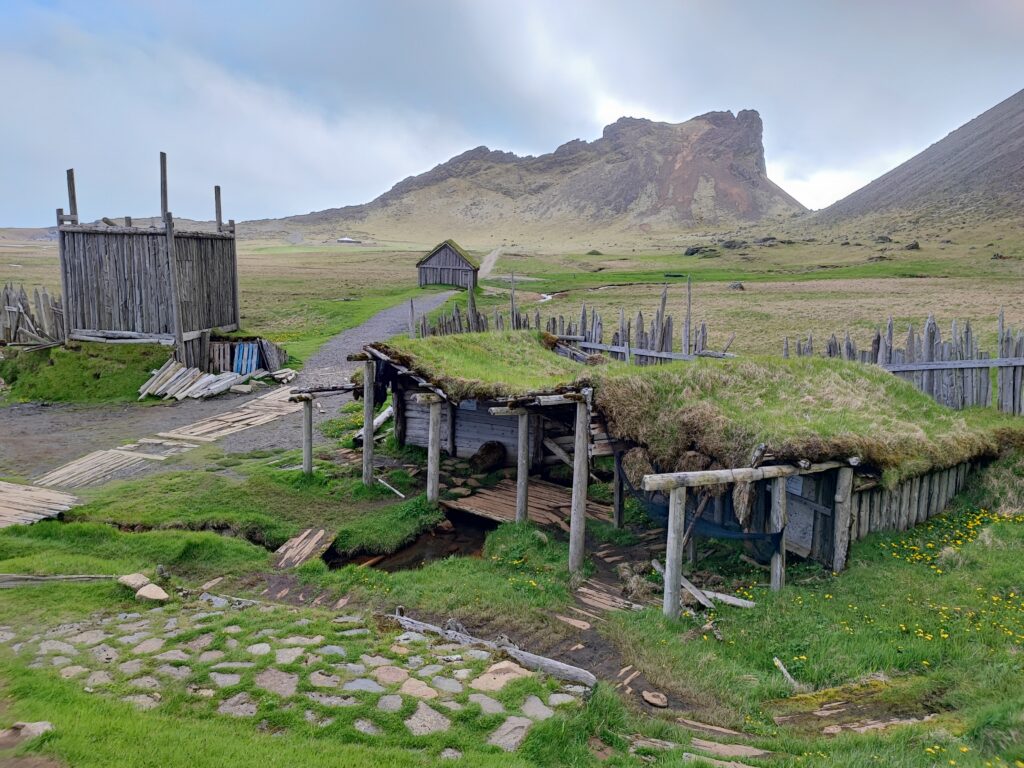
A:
280,110,805,240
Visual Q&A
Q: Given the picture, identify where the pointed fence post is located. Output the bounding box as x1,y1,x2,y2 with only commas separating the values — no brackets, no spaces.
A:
302,397,314,475
362,360,376,486
568,397,590,573
427,399,442,503
663,486,686,618
612,458,624,528
832,467,854,572
771,478,787,591
516,412,530,523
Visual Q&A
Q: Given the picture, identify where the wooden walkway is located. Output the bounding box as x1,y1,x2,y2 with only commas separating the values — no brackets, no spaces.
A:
273,528,336,569
440,478,613,529
0,481,79,528
157,387,301,443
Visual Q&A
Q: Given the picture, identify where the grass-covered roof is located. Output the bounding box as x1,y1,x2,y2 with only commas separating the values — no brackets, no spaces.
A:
374,331,1024,483
415,239,480,269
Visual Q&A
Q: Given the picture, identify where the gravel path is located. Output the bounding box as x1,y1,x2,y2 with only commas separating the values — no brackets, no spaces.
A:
477,247,502,279
0,291,454,478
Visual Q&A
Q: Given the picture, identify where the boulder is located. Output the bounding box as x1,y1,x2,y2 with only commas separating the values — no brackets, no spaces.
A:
135,584,169,603
118,573,151,591
469,441,506,473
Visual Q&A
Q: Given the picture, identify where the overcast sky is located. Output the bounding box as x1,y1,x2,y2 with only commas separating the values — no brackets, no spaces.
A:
2,0,1023,226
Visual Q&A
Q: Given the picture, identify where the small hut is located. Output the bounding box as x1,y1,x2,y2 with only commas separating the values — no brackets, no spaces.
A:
416,240,478,290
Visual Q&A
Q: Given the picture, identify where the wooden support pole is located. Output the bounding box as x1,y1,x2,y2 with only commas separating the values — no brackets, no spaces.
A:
362,360,376,486
214,185,223,232
643,460,847,491
832,467,854,572
56,207,72,340
427,399,441,503
516,412,529,523
163,212,185,361
663,486,687,618
302,398,313,475
160,151,169,217
409,299,416,339
770,478,787,591
568,399,590,572
612,458,624,528
66,168,78,222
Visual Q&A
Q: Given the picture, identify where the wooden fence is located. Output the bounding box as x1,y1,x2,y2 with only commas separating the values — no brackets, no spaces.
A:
1,283,65,346
788,312,1024,414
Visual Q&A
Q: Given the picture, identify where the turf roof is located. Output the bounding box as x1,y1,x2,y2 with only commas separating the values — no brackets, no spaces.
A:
415,238,480,269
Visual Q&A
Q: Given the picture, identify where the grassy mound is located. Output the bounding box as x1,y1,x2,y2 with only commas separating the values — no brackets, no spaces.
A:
0,341,168,403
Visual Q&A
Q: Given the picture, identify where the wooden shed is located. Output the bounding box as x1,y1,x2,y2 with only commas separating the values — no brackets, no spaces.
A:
416,240,478,290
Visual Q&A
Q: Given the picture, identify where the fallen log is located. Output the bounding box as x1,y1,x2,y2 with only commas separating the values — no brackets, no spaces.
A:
354,405,394,447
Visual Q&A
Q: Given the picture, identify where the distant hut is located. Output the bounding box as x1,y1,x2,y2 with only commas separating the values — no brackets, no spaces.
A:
416,239,478,290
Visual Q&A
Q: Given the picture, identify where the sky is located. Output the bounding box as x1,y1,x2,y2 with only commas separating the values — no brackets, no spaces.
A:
2,0,1023,226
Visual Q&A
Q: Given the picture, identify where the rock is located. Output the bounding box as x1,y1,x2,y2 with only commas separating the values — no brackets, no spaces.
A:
465,649,491,661
354,719,381,735
522,695,554,721
310,670,341,688
874,235,892,243
92,644,119,664
453,668,471,680
447,487,473,498
156,664,191,680
468,693,504,714
345,663,367,675
218,692,257,717
339,628,370,637
390,644,411,656
304,692,357,707
186,685,215,698
727,281,745,291
38,639,76,655
255,668,298,697
67,629,109,646
548,693,578,707
378,694,403,712
360,654,390,668
720,239,748,250
184,633,214,652
469,441,506,473
1,721,54,740
211,661,254,669
118,659,144,675
229,384,253,395
247,643,272,656
123,694,160,710
86,670,113,686
304,710,333,727
276,647,305,664
904,240,921,250
374,665,410,685
50,656,72,668
432,676,463,694
59,665,89,679
332,614,363,624
118,573,151,591
642,690,668,708
488,716,533,751
405,702,451,736
135,584,169,603
118,632,150,646
199,650,225,663
416,663,444,678
400,678,438,699
316,645,346,657
210,672,241,688
281,635,324,646
439,748,463,760
222,625,243,634
344,678,385,693
154,650,190,662
470,661,533,692
396,631,428,645
128,675,160,689
132,638,165,655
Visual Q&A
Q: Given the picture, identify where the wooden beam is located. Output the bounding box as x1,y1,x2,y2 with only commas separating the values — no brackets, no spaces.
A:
663,487,687,617
66,168,78,221
426,399,441,503
160,151,169,217
362,360,375,486
832,467,854,572
55,207,72,340
770,477,787,591
612,458,624,528
568,399,589,572
643,461,846,491
162,211,185,361
516,412,529,523
882,357,1024,372
214,185,223,232
302,399,313,475
411,393,443,405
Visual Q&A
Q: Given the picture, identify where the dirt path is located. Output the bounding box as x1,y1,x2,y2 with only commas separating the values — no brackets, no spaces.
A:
0,291,455,479
477,247,502,279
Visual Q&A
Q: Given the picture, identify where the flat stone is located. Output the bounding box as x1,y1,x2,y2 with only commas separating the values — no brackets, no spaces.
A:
432,676,463,694
164,618,178,631
548,693,579,707
304,710,333,727
522,695,554,721
344,663,367,674
465,649,491,661
438,700,464,711
222,625,243,634
0,631,14,644
390,644,411,656
395,631,428,645
119,659,144,675
128,675,160,690
276,647,305,664
132,638,165,655
405,702,450,736
333,614,363,624
438,654,463,663
50,656,72,668
309,670,341,688
38,640,76,655
488,716,533,751
118,573,150,591
185,633,214,652
247,643,272,656
123,694,160,710
453,668,471,680
187,685,215,698
225,638,239,650
354,719,380,735
316,645,346,657
154,650,190,662
118,632,150,646
281,635,324,646
377,694,403,712
305,692,357,707
156,664,192,680
210,672,241,688
374,665,409,685
400,678,438,699
67,629,109,646
405,656,424,669
86,670,113,686
211,661,254,669
416,664,444,678
339,628,370,637
642,690,668,708
468,693,504,714
218,692,257,717
253,628,277,639
198,592,228,608
135,584,169,602
360,654,390,668
116,621,148,632
343,678,384,693
255,668,298,697
199,650,225,663
439,748,463,760
1,722,54,740
59,665,89,679
470,661,533,692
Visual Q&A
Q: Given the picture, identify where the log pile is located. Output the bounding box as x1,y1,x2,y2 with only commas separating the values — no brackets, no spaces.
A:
1,283,65,346
138,357,271,401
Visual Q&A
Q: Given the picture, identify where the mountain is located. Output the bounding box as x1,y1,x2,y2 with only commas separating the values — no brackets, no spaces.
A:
258,110,805,244
818,88,1024,224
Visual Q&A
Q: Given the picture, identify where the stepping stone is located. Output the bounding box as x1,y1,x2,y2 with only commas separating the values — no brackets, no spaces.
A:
118,573,150,591
91,647,118,663
465,649,491,661
470,661,533,692
253,628,277,639
343,678,384,693
51,657,72,668
132,638,165,655
333,615,363,624
59,665,89,679
309,671,341,688
339,628,369,637
488,716,533,752
689,738,772,759
218,692,257,717
154,650,190,662
438,654,462,663
548,693,579,707
395,631,428,644
86,670,113,686
405,656,424,669
400,678,438,700
276,647,305,664
281,635,323,646
117,621,148,632
453,669,471,680
164,619,178,631
416,664,444,678
361,654,390,668
438,701,464,712
136,584,169,602
247,643,272,656
118,632,150,646
305,692,357,707
156,664,192,680
199,651,225,663
128,676,160,690
212,662,254,669
439,748,462,760
642,690,668,708
119,660,144,675
316,645,346,657
0,631,14,644
67,629,109,646
38,640,76,655
378,694,403,712
304,710,334,727
222,625,243,634
211,673,241,688
373,666,409,685
199,593,229,609
468,693,504,714
255,668,298,697
187,685,215,698
405,702,450,736
354,719,381,735
185,633,214,652
225,638,239,650
123,694,160,710
432,676,463,694
522,696,554,721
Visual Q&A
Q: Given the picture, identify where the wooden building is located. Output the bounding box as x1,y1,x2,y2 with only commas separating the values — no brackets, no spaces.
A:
56,153,240,369
417,240,478,290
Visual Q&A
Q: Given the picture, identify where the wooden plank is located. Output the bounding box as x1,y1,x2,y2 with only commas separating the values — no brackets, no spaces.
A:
273,528,335,569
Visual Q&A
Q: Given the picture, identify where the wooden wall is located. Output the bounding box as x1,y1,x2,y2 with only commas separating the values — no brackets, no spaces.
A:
174,232,238,332
418,243,477,289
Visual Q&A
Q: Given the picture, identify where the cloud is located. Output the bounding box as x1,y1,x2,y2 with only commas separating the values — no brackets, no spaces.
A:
768,149,918,210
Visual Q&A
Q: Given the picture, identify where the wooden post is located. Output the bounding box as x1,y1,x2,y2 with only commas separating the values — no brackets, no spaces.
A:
427,399,441,503
56,208,73,341
160,151,169,218
214,185,223,232
684,275,692,355
568,398,590,572
663,486,687,618
302,398,313,475
163,212,185,361
612,458,625,528
66,169,78,223
832,467,854,572
362,360,375,486
770,478,787,591
409,299,416,339
516,412,529,523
